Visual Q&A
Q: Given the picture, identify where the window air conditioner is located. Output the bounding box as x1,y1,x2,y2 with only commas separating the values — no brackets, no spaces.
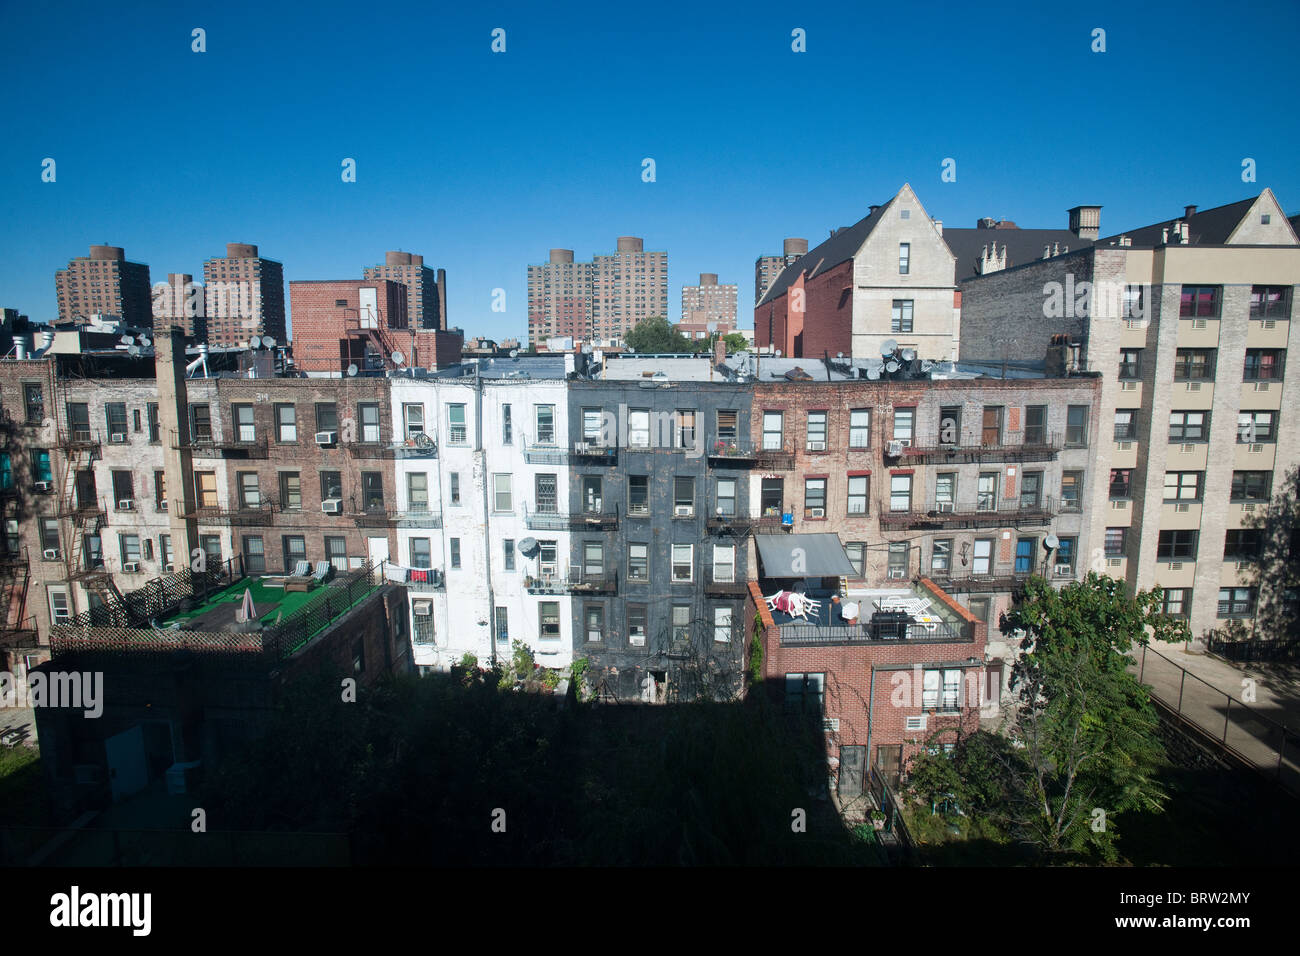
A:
808,508,825,518
937,502,955,513
887,568,907,579
674,505,693,517
321,498,343,514
315,431,337,446
807,441,826,451
110,432,127,444
33,481,50,492
123,561,140,572
1054,564,1073,575
43,548,60,560
117,499,135,510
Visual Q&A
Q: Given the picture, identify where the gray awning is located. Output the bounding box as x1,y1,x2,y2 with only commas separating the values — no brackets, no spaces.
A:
755,533,857,578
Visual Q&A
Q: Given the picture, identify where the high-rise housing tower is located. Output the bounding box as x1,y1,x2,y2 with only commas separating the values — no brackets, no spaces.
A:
202,243,286,347
55,244,152,327
755,237,807,305
363,251,446,330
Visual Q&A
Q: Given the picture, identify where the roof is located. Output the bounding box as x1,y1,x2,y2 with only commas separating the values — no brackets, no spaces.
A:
944,227,1090,280
755,533,857,578
1095,196,1256,247
756,199,894,306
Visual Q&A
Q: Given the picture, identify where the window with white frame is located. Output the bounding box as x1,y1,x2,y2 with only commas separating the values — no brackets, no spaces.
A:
447,404,466,444
712,543,735,583
535,404,555,444
849,408,870,448
672,544,694,582
403,403,425,440
806,411,827,449
890,474,912,511
847,475,868,514
713,606,733,643
762,411,784,449
628,409,650,447
493,474,512,512
408,473,428,511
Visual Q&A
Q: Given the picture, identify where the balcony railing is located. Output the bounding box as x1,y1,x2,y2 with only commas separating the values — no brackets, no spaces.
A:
524,570,568,594
524,504,568,531
878,496,1056,530
780,618,974,646
704,568,748,596
706,512,755,535
394,507,444,529
346,440,397,459
754,442,795,469
755,511,794,533
392,435,439,459
181,503,277,526
898,430,1064,464
213,435,269,459
707,439,758,465
524,441,568,465
572,440,617,462
926,569,1033,594
569,505,619,530
569,568,618,594
58,429,101,451
351,507,397,528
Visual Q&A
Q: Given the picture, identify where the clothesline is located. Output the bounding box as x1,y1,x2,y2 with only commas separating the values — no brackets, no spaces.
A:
384,564,441,585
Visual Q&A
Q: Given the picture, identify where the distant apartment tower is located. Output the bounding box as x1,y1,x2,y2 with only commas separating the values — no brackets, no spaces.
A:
152,273,197,338
678,273,739,339
202,243,286,347
363,251,446,331
755,238,808,304
55,245,152,327
527,238,667,349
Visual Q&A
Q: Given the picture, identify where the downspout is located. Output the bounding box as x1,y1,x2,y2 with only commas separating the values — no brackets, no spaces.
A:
476,370,496,667
865,665,876,790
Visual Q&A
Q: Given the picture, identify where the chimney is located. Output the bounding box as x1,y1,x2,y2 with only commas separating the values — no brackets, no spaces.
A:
436,268,447,329
977,217,997,229
714,336,727,367
932,218,942,235
1067,205,1101,240
1184,205,1197,219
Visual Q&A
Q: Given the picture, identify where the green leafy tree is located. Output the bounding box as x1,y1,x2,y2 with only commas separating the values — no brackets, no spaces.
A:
1240,464,1300,646
625,316,691,354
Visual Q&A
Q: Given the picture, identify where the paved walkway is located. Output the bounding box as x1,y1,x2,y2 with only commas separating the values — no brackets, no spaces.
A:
1134,643,1300,793
0,703,39,748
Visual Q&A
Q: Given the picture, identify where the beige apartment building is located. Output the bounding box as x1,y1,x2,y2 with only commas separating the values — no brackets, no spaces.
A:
678,273,738,338
959,189,1299,644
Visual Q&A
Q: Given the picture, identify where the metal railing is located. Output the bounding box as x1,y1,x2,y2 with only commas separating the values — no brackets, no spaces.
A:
55,555,245,633
897,430,1063,464
523,503,568,531
569,504,619,530
780,618,974,646
878,496,1056,530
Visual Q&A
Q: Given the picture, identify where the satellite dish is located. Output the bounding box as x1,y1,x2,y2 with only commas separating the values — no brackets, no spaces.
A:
138,336,152,347
1044,533,1060,550
250,335,262,349
865,366,881,380
920,360,934,371
518,537,539,554
836,352,844,359
707,321,718,333
509,349,519,358
391,351,405,366
885,360,900,373
901,348,916,362
881,339,898,357
347,364,358,377
261,336,277,348
626,347,635,354
120,335,134,345
127,345,142,356
774,349,782,357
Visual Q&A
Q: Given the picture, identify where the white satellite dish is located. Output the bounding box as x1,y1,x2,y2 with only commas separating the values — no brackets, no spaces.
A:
138,336,152,347
1044,533,1060,550
250,335,262,349
775,349,782,357
865,366,881,380
347,364,358,377
885,360,900,373
509,349,519,358
626,347,635,354
881,339,898,357
120,335,134,345
127,345,142,356
261,336,277,348
391,351,405,366
837,352,844,359
901,348,916,362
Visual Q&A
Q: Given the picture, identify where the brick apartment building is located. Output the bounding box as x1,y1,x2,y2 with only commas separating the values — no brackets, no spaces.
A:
202,242,286,348
755,238,807,305
677,273,738,339
55,245,153,328
363,251,446,331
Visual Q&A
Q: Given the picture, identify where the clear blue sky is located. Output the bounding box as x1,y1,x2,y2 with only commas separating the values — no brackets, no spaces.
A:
2,0,1297,340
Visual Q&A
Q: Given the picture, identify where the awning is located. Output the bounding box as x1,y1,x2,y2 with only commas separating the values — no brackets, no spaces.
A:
755,533,857,578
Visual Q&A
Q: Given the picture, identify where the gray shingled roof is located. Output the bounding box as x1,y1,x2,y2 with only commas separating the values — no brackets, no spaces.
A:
945,227,1090,281
756,198,894,306
1095,196,1256,247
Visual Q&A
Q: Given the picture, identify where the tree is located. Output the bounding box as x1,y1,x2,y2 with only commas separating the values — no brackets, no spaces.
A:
1241,464,1300,646
690,331,749,355
625,316,691,354
997,573,1187,858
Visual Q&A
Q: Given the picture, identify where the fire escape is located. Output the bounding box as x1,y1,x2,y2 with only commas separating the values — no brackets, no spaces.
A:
57,430,119,604
344,306,402,372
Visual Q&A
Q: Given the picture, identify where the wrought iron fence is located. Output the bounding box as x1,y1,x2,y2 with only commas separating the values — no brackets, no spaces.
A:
261,562,383,659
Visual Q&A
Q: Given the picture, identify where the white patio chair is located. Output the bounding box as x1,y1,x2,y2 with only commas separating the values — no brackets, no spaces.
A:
313,560,333,582
292,560,311,578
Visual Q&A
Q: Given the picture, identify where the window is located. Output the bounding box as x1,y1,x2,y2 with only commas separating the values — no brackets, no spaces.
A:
1244,349,1284,381
938,406,961,445
849,409,870,448
495,607,509,644
362,472,384,510
1013,536,1036,574
716,409,738,443
1224,529,1262,561
672,605,691,644
1164,471,1202,501
189,404,212,442
922,669,963,711
707,606,733,644
1118,349,1142,379
1237,411,1276,443
972,539,992,575
628,542,649,582
535,474,557,513
676,409,696,449
1218,587,1256,617
243,536,265,573
502,403,513,444
503,539,515,571
66,402,90,440
628,475,649,515
712,543,736,583
1157,530,1199,560
1249,285,1289,318
672,544,694,582
195,471,218,508
325,536,347,572
315,402,338,436
118,534,141,565
806,411,827,449
891,299,914,333
493,474,512,512
448,404,467,444
281,535,306,571
585,605,605,643
1173,348,1216,380
539,602,560,640
153,470,166,509
1065,406,1088,446
981,407,1002,445
39,517,60,554
583,542,604,578
446,472,461,506
23,384,43,424
318,470,345,502
674,476,695,516
535,404,555,444
274,404,296,442
408,537,432,568
48,588,70,625
977,472,998,511
890,474,912,511
628,604,647,646
408,473,429,511
760,477,784,515
628,409,650,447
846,542,866,577
1017,471,1042,509
893,408,914,442
147,403,160,442
1169,410,1209,442
762,410,784,449
111,470,134,506
715,477,737,517
450,538,461,569
1179,285,1220,318
785,673,825,714
238,472,260,508
1056,536,1076,571
1109,468,1132,499
898,242,910,275
359,402,380,442
1231,471,1271,501
888,542,908,577
935,473,956,508
232,403,255,442
279,472,301,510
847,475,869,515
1113,409,1138,441
931,539,952,573
1024,405,1047,445
1160,588,1190,618
804,478,826,517
105,402,128,438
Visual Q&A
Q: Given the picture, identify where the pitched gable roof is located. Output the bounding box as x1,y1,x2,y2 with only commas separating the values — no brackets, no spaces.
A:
945,227,1089,281
756,199,894,306
1095,197,1256,247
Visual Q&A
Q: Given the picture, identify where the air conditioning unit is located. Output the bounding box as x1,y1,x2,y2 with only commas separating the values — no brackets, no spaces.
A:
33,481,50,492
43,548,60,560
807,441,826,451
123,561,140,572
1186,382,1201,391
1249,444,1263,453
1191,319,1207,330
674,505,693,517
164,564,175,573
1254,382,1270,392
321,498,343,514
1116,441,1132,450
887,440,904,457
887,567,907,579
1167,561,1183,571
1174,503,1190,513
574,441,590,455
1120,381,1137,391
823,718,839,732
1242,503,1256,512
1107,557,1123,567
412,600,432,617
110,432,127,444
117,499,135,510
159,499,168,511
936,501,955,513
905,715,928,732
315,431,337,446
1111,500,1127,509
1262,319,1277,329
1054,564,1073,575
808,508,825,518
1234,561,1250,571
1181,443,1195,452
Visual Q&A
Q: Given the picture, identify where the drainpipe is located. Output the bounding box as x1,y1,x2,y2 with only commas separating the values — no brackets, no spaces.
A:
864,665,876,794
475,374,496,667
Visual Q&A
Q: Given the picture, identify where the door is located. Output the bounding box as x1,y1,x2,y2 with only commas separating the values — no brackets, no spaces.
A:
105,725,149,802
75,470,97,510
839,746,866,798
876,745,903,790
367,536,390,581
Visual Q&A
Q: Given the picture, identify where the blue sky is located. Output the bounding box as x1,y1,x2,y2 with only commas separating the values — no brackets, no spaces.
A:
2,0,1297,339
